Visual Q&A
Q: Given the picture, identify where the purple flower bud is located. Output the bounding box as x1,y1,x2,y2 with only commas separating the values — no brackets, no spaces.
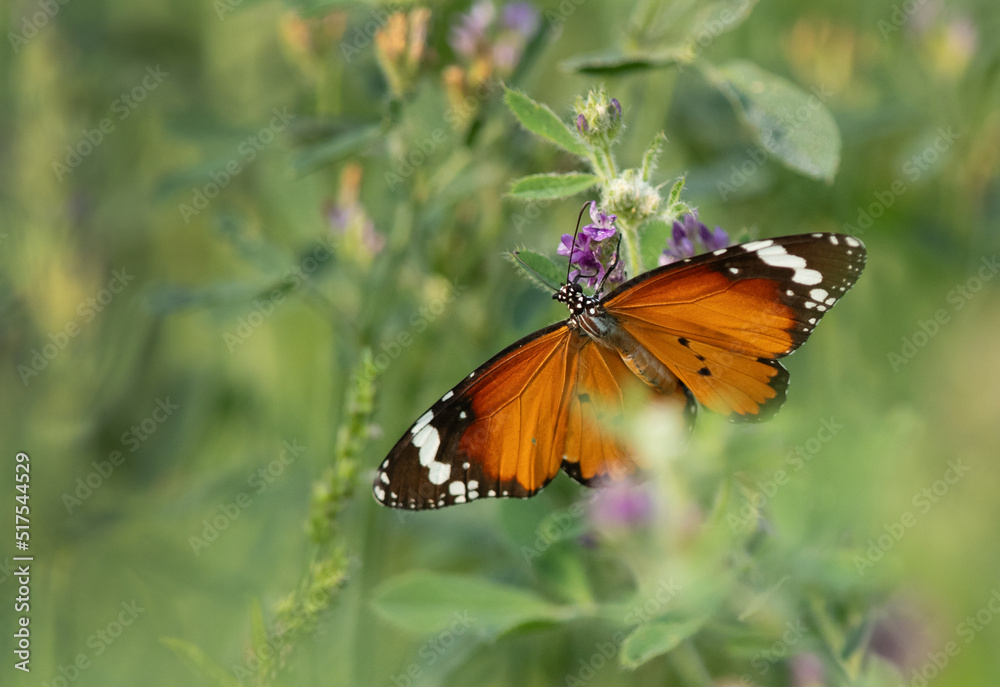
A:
576,114,588,134
502,2,539,36
660,212,731,265
611,97,622,118
588,480,656,530
581,201,617,241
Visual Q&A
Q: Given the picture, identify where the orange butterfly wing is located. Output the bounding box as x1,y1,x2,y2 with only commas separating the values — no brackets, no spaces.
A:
602,233,866,420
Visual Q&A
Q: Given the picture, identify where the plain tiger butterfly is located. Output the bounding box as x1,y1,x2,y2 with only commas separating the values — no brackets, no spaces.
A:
373,231,865,509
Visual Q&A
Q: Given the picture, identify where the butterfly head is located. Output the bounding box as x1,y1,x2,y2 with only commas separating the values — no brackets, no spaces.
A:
554,282,599,318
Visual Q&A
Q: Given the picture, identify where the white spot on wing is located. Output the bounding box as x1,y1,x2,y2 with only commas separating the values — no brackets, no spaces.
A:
379,472,390,484
829,235,839,245
845,236,860,247
449,481,466,496
411,410,434,435
810,288,828,302
374,484,385,501
441,390,454,402
743,239,774,252
468,480,478,491
755,244,822,285
413,425,440,466
428,461,451,485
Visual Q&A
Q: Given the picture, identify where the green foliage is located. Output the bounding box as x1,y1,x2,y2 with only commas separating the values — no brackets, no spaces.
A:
5,1,1000,686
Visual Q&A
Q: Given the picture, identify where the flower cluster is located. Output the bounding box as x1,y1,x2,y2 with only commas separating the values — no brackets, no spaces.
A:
374,8,431,98
443,2,539,128
658,212,730,266
557,202,624,290
556,203,732,293
573,88,624,146
449,1,539,73
327,164,385,266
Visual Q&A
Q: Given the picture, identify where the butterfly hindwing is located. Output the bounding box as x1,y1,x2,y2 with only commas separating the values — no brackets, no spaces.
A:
602,233,865,420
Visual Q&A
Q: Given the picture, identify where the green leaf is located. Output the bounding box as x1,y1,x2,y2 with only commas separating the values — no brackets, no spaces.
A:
640,132,668,182
560,50,687,75
371,571,567,637
619,613,711,670
710,60,841,181
509,173,598,200
504,87,588,157
292,122,384,175
161,637,242,687
508,249,565,292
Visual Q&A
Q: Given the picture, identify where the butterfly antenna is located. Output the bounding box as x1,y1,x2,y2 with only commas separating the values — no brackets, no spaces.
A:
595,234,623,296
566,201,592,285
512,251,559,292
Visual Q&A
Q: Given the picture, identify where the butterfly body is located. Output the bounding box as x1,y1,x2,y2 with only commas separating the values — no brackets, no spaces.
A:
374,233,866,510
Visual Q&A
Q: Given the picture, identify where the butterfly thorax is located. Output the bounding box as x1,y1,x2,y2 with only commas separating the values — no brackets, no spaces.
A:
555,283,680,394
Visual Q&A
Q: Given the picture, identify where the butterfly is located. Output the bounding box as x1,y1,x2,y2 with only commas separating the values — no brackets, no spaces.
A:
373,232,865,509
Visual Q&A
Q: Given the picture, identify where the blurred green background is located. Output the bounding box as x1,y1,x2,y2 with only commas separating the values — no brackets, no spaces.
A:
2,0,999,685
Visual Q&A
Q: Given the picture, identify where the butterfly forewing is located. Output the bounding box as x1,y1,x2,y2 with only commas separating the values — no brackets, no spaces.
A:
374,323,578,509
602,233,866,420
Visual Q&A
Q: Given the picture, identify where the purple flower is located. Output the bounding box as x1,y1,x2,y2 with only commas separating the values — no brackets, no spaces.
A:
659,212,731,266
588,480,656,530
576,114,588,134
448,1,539,72
790,653,825,687
557,232,603,286
581,200,617,241
448,1,496,58
502,2,539,34
556,202,620,289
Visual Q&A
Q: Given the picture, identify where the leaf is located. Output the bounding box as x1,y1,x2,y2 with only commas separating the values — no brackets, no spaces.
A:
640,132,668,182
503,87,588,157
371,571,567,637
710,60,841,181
160,637,242,687
292,122,384,175
509,173,598,200
508,249,565,292
562,0,758,74
619,613,711,670
560,50,687,75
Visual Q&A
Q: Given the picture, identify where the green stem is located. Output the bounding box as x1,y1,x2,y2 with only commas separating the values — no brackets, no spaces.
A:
617,218,642,279
669,640,714,687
